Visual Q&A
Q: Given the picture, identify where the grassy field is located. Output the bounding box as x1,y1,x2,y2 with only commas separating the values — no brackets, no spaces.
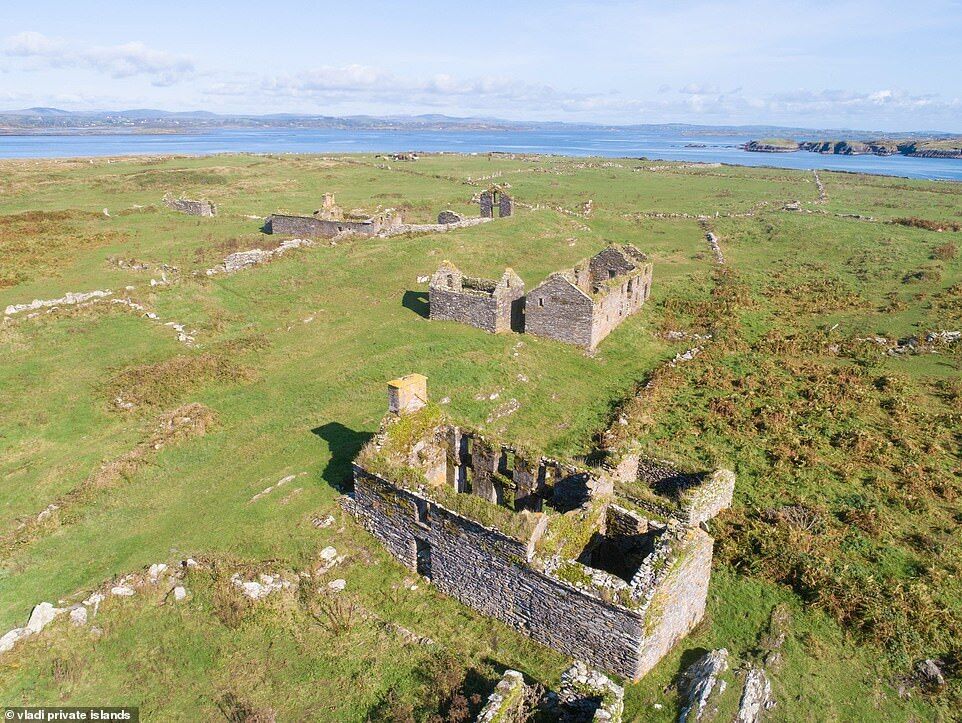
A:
0,152,959,721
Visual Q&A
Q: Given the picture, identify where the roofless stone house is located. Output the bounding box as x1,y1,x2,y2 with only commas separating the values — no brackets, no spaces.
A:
350,375,734,680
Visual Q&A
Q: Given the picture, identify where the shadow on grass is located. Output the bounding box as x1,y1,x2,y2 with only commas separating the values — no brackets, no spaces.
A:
312,422,373,493
402,290,429,319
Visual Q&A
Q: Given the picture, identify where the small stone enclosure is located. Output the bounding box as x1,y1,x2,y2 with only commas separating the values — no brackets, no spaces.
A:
350,375,735,680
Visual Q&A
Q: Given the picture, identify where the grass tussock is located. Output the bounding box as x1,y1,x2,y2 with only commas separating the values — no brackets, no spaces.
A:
0,209,122,287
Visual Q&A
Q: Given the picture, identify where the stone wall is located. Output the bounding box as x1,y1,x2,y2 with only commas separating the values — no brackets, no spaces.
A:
429,286,503,332
429,268,524,334
164,196,216,217
633,527,713,678
524,275,594,347
437,210,465,224
589,266,652,348
352,469,649,678
267,212,401,239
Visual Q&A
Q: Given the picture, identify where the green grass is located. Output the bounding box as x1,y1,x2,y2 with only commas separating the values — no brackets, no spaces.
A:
0,153,959,720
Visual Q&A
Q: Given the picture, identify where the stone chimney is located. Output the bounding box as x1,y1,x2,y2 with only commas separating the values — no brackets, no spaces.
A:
387,374,428,416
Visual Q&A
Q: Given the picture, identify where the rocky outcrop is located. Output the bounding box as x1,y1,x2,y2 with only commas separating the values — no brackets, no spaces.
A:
678,649,729,722
744,140,798,153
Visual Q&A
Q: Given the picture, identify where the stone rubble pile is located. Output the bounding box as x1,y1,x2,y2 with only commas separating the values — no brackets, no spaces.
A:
230,572,295,600
205,238,314,275
558,661,625,722
5,289,113,317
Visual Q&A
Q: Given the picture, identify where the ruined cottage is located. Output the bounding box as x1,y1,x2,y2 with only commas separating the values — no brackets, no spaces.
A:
480,187,513,218
525,245,653,350
428,262,525,333
163,194,217,217
266,193,402,239
351,375,734,680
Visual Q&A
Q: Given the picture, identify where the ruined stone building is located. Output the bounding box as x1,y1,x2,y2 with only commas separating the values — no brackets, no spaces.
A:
525,245,653,350
426,244,652,349
163,194,216,217
351,375,734,680
266,193,402,239
480,187,513,218
428,262,525,333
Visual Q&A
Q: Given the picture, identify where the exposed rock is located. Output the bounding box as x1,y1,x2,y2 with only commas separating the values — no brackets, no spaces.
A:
110,586,135,597
70,607,88,626
0,628,29,654
173,586,188,602
27,602,66,634
328,578,347,592
678,649,729,722
148,563,168,583
735,666,774,722
231,572,293,600
917,658,946,690
312,515,335,529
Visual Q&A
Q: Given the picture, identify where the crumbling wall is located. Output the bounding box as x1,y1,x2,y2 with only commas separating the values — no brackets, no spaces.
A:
633,527,713,678
352,469,649,678
589,265,653,348
499,194,514,218
164,195,216,217
480,190,495,218
267,212,400,239
524,275,594,347
437,210,465,224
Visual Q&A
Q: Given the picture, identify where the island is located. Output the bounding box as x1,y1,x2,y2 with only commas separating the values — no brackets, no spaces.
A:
745,136,962,159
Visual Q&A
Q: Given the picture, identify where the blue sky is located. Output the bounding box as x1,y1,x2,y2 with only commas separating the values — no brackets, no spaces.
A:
2,0,961,131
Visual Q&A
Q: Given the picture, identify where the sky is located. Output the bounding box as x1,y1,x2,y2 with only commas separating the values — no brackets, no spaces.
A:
1,0,961,132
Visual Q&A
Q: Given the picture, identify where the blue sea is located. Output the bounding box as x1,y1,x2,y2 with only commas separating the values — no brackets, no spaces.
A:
1,127,960,181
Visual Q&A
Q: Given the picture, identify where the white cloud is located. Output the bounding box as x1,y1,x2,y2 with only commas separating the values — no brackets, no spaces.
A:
2,32,194,86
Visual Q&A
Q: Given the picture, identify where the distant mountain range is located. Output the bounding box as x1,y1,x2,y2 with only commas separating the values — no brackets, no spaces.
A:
1,107,960,139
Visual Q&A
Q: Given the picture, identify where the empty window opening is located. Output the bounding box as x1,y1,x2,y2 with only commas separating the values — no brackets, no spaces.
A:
415,538,432,578
446,274,454,289
608,269,617,280
538,297,545,307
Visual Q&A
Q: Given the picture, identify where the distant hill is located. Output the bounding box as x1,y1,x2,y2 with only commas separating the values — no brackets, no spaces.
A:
1,108,960,140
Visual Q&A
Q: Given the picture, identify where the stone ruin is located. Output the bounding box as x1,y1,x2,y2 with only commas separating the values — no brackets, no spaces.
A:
437,210,465,224
350,375,734,680
525,245,652,350
428,262,525,333
266,192,402,239
163,193,216,217
480,187,513,218
477,663,624,722
425,244,653,350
